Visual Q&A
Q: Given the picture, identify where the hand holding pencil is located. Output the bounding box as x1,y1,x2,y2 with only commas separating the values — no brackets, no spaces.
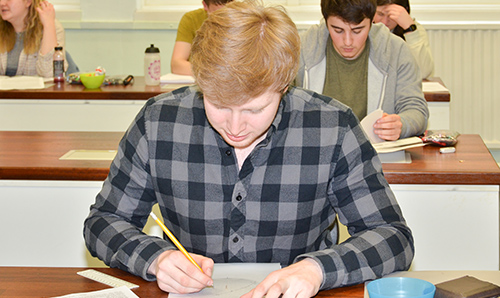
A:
149,212,214,294
149,212,204,272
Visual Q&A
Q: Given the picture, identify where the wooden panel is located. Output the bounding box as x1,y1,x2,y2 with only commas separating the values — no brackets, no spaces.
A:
0,77,448,102
0,132,498,184
382,134,500,185
0,131,122,180
0,77,177,100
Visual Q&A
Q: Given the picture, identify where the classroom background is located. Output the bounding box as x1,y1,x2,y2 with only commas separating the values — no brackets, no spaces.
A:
1,0,499,272
54,0,500,159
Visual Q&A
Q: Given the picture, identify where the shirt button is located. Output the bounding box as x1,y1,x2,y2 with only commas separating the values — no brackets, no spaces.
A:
225,150,232,156
236,194,242,201
232,236,239,243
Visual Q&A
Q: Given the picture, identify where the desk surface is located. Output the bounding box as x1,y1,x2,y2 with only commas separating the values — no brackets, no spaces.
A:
0,267,363,298
0,77,449,102
0,132,498,184
0,77,175,100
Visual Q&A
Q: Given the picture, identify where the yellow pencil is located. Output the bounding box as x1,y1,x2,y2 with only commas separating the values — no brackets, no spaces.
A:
149,212,204,273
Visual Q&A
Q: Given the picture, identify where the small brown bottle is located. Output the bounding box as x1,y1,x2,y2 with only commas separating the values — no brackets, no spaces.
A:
53,46,64,83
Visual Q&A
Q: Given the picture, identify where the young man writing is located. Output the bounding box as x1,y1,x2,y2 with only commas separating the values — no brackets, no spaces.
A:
295,0,429,141
84,1,414,297
170,0,233,76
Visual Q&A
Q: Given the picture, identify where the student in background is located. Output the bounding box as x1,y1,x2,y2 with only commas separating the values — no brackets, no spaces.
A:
373,0,434,79
0,0,66,77
84,1,414,297
170,0,233,76
295,0,428,141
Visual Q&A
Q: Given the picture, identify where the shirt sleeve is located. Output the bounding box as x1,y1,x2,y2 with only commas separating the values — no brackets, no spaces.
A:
394,38,429,138
295,112,415,290
35,19,67,78
83,100,174,281
404,21,435,79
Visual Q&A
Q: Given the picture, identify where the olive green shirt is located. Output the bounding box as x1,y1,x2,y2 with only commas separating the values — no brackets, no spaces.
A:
175,8,208,44
323,36,370,120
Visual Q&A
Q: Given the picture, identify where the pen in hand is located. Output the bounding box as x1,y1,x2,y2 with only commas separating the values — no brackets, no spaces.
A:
149,212,204,273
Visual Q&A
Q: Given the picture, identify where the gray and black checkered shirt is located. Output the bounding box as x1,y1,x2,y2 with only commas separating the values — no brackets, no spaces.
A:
84,86,414,290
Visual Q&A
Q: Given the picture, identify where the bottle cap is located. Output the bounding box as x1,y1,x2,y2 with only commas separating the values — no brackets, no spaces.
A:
55,46,63,50
145,44,160,53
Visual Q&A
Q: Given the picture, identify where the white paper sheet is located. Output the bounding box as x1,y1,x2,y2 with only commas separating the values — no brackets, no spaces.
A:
59,150,117,160
169,263,281,298
160,73,195,84
52,286,139,298
360,109,385,144
0,75,45,90
372,137,425,153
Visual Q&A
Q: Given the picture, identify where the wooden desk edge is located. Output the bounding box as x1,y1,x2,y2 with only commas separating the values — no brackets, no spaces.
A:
0,267,365,298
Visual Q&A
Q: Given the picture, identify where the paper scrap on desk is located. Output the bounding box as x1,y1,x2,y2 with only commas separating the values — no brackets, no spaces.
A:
372,137,426,153
423,81,449,92
51,286,138,298
160,73,195,84
59,150,117,160
169,263,281,297
0,75,45,90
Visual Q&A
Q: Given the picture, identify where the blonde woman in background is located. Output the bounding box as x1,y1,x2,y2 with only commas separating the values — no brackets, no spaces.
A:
373,0,434,79
0,0,66,77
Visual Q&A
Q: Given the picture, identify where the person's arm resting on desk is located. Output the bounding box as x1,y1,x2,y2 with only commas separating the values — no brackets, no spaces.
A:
171,41,193,76
298,109,413,289
170,8,208,76
374,29,429,140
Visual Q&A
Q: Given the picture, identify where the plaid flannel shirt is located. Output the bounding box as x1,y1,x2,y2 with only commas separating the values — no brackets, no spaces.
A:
84,86,414,290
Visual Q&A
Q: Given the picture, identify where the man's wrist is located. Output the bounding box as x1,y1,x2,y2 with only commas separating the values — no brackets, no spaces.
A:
403,24,417,34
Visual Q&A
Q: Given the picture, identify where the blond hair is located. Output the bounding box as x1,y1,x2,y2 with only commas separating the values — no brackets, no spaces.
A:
0,0,44,54
191,0,300,105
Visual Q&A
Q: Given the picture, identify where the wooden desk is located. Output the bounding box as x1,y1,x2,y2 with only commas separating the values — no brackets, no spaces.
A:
0,267,364,298
0,131,123,181
0,77,181,132
0,76,169,100
0,76,449,102
383,134,500,185
423,77,450,102
1,132,497,184
0,133,497,271
0,77,450,132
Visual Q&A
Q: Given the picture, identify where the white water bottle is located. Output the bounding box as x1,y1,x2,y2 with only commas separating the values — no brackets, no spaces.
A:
144,44,161,86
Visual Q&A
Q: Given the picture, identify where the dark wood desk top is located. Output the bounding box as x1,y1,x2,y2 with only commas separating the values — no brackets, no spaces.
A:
0,131,123,181
423,77,450,102
0,267,363,298
1,132,497,184
382,134,500,185
0,77,449,102
0,77,178,100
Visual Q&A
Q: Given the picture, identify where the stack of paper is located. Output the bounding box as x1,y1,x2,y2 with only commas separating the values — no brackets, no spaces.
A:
372,137,426,164
160,73,195,84
0,75,45,90
372,137,426,154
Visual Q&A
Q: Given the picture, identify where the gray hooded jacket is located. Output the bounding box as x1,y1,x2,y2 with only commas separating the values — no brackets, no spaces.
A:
295,21,429,138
